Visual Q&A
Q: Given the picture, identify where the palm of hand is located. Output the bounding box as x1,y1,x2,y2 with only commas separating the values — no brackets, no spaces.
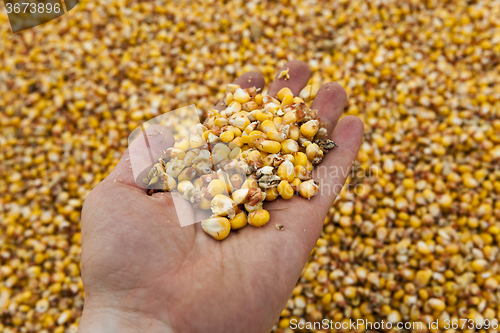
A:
80,61,363,333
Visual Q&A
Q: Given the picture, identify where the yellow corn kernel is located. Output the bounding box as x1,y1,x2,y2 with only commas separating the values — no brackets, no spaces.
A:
177,180,194,194
214,117,229,128
184,151,197,166
282,94,294,106
246,150,264,168
299,85,312,101
277,87,293,101
202,130,211,141
295,165,311,180
201,217,231,240
300,120,320,138
244,122,258,134
226,83,239,93
230,112,251,130
306,143,324,163
426,298,446,312
283,110,297,124
248,130,267,148
261,120,277,134
193,177,203,189
258,140,281,154
164,174,177,191
289,124,300,141
224,92,234,105
306,159,313,172
234,88,250,103
190,133,205,149
299,180,319,199
248,209,270,227
242,101,258,111
225,101,242,116
293,97,304,103
281,139,300,154
229,211,248,229
225,126,242,137
273,116,283,129
213,142,231,155
283,154,295,164
290,177,302,191
264,102,281,114
278,180,294,200
230,137,244,148
254,93,264,105
199,197,211,210
241,178,258,189
245,201,263,212
220,131,234,143
229,147,241,160
231,188,249,204
177,167,197,182
265,187,279,201
256,110,273,122
277,160,295,182
293,152,308,167
230,174,244,189
210,194,236,216
212,149,229,165
267,130,286,142
167,148,186,160
206,179,226,198
174,138,190,151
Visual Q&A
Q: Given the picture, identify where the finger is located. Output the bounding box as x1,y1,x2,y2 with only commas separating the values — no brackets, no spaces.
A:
313,116,364,213
267,60,311,98
214,71,266,110
311,82,348,134
105,124,174,189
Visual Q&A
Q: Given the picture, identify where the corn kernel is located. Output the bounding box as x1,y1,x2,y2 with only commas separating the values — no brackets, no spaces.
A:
277,160,295,182
220,130,234,143
299,180,319,199
300,120,320,138
229,211,248,230
281,139,300,154
248,209,270,227
265,187,279,201
278,180,294,200
201,217,231,240
258,140,282,154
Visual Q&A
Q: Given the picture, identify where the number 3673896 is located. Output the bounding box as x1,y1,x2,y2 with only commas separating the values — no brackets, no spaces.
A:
6,2,61,14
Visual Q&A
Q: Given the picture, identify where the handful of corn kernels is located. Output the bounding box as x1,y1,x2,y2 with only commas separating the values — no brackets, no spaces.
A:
144,84,337,240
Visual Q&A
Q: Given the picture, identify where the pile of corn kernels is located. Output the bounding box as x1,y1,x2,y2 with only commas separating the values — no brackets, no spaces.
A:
1,0,500,332
144,84,335,240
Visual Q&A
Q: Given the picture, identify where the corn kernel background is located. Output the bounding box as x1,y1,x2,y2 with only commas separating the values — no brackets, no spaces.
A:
1,0,500,332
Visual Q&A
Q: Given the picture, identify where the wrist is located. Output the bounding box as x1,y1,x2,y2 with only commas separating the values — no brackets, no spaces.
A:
78,306,176,333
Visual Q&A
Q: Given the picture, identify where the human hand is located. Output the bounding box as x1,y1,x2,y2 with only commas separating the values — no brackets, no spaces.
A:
78,61,364,333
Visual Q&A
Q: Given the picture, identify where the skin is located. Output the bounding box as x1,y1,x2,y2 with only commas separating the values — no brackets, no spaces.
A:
79,61,364,333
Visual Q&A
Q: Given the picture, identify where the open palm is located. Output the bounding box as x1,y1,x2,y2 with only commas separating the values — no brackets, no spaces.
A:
79,61,364,333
